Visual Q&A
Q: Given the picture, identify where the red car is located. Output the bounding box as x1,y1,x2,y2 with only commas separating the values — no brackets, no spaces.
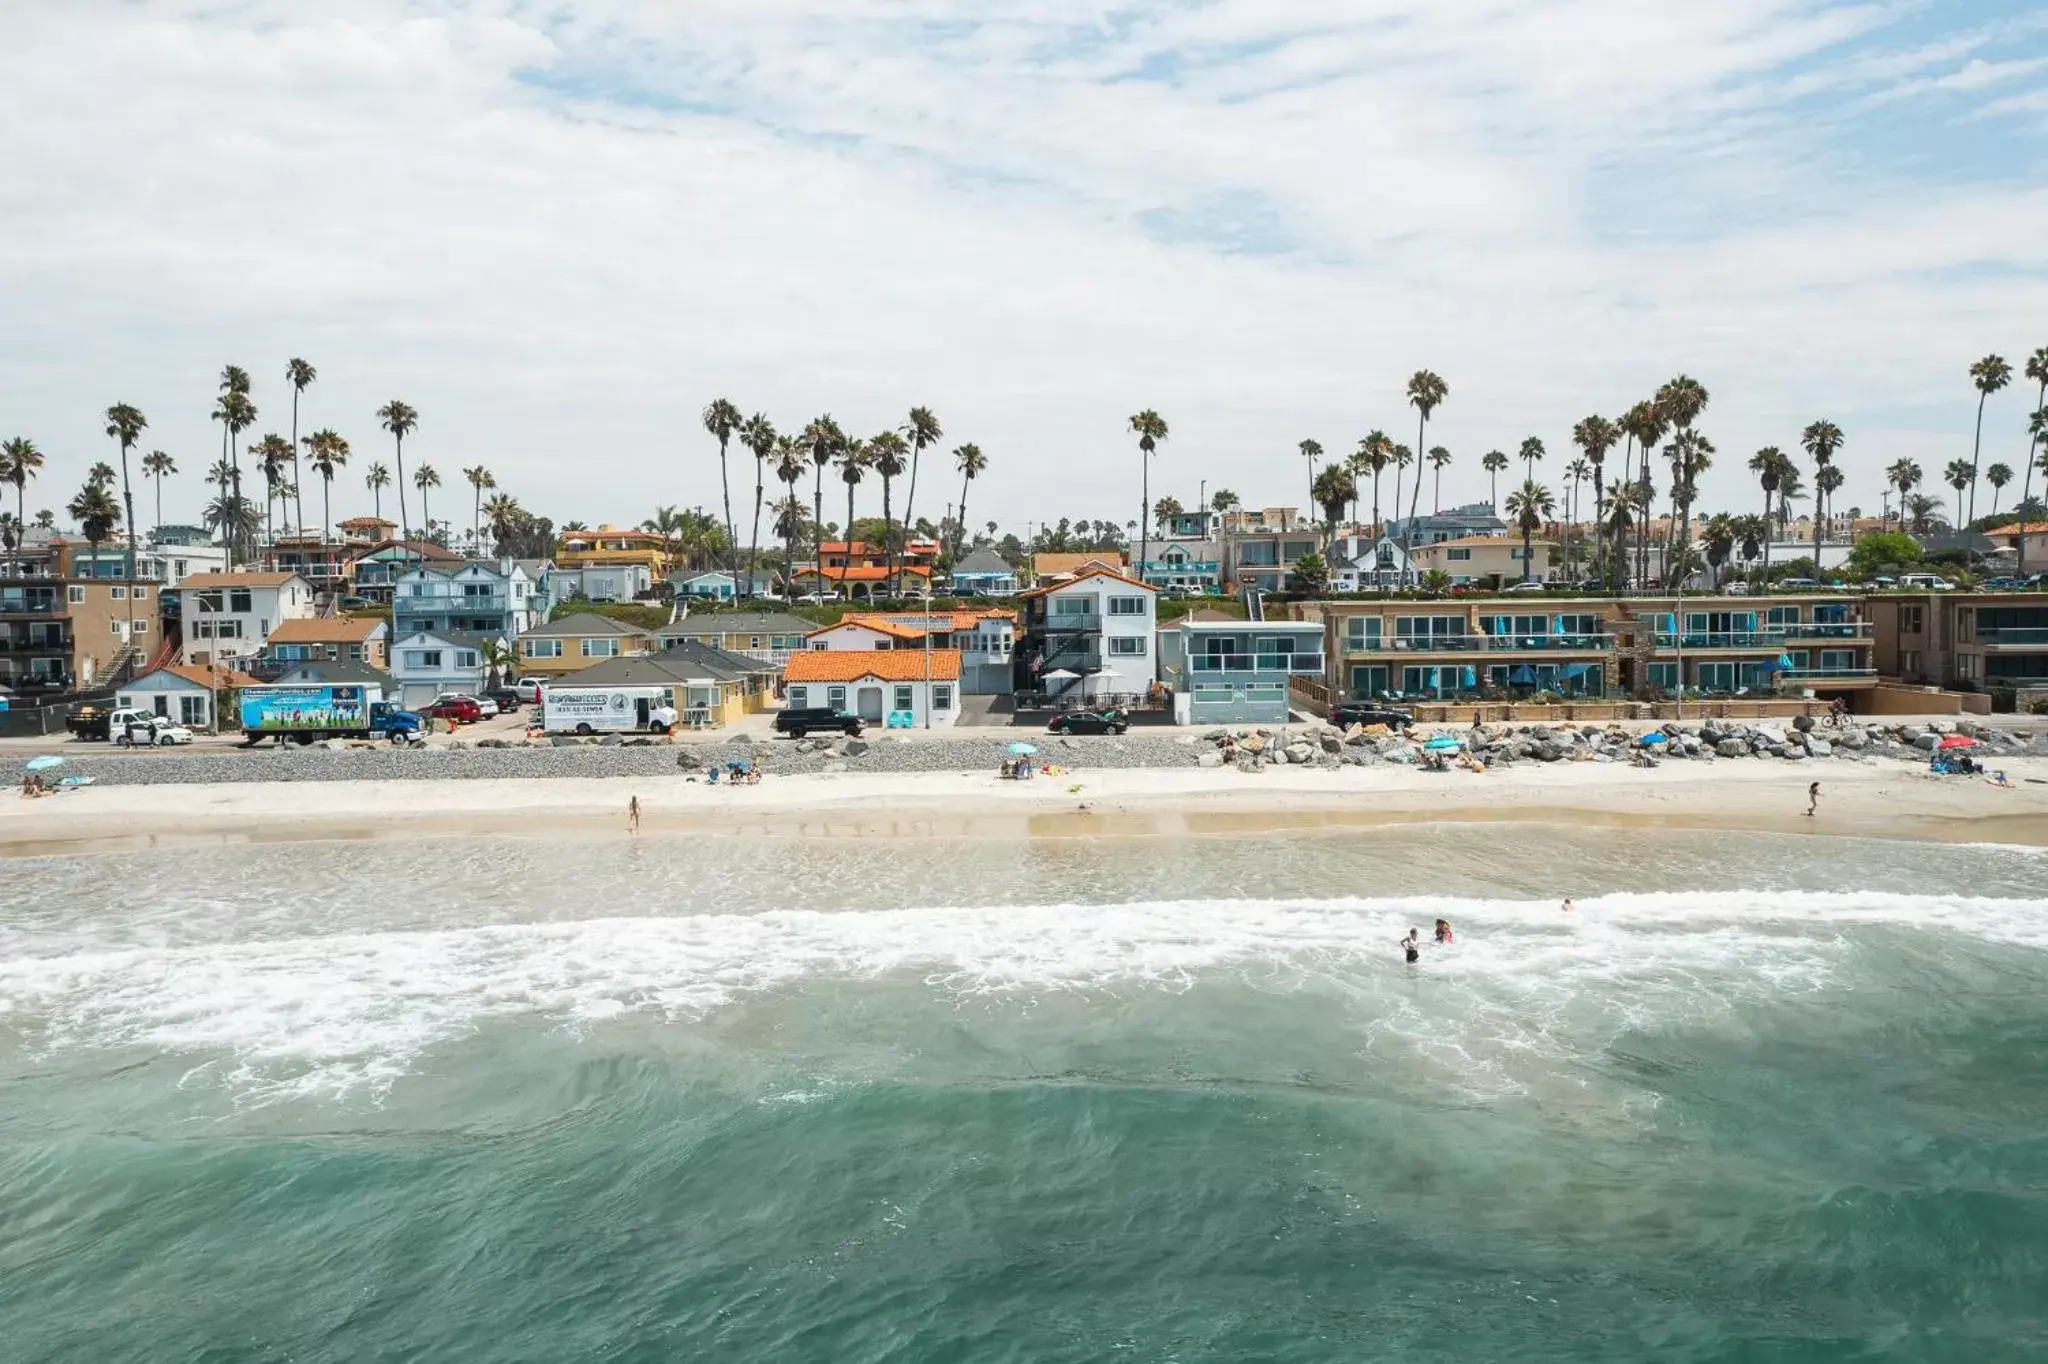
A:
418,696,482,724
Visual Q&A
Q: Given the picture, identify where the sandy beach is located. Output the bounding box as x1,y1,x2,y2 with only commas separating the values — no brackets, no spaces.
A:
6,756,2047,856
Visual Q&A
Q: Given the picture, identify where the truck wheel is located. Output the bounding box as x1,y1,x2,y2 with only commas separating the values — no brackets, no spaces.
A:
575,723,593,735
790,728,806,739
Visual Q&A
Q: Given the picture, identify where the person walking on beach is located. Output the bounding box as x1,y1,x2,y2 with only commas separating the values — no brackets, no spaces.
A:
628,795,640,834
1399,929,1421,965
1806,781,1820,817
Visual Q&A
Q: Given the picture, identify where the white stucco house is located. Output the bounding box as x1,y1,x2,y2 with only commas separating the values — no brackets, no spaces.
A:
1016,568,1158,700
178,572,316,666
781,649,963,728
389,627,491,708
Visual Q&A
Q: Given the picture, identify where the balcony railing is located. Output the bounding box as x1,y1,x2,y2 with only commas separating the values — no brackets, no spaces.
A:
1347,633,1615,653
1776,667,1878,681
0,593,63,616
1039,612,1102,631
1976,627,2048,646
1652,631,1784,649
1190,652,1326,675
1776,621,1872,639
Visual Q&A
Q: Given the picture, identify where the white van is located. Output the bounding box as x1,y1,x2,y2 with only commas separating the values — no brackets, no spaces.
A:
541,685,676,734
1898,573,1955,591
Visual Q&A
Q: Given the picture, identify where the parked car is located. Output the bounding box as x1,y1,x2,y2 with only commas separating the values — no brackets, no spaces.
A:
1330,703,1415,731
514,677,545,703
485,687,523,713
1982,576,2025,591
774,706,864,738
115,716,195,747
1504,581,1549,594
1720,582,1752,595
1778,577,1820,590
1898,573,1956,591
418,696,483,724
1047,708,1130,736
430,691,495,718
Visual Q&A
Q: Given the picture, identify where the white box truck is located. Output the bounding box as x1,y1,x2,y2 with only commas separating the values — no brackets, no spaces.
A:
541,685,675,735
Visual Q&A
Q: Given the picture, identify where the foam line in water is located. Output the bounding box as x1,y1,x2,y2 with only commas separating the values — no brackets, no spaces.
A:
1,891,2041,1100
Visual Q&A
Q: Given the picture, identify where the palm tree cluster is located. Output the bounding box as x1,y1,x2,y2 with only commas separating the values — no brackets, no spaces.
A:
702,400,984,599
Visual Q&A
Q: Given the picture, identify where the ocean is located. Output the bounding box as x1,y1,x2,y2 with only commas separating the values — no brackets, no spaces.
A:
2,826,2046,1362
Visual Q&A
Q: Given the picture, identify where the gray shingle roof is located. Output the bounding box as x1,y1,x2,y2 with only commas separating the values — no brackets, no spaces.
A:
520,611,657,639
662,611,814,637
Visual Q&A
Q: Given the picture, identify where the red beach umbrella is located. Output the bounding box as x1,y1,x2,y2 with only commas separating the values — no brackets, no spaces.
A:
1937,734,1979,749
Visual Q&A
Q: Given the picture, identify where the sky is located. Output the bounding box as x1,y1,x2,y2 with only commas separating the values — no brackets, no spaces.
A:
2,0,2046,540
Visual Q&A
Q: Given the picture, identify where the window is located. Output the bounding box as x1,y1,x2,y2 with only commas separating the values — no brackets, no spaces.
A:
406,649,443,669
229,589,252,613
1447,548,1472,562
1901,605,1925,633
1957,653,1982,680
131,619,149,635
1054,597,1093,617
457,651,478,668
786,686,807,708
111,585,127,600
1766,605,1799,626
1509,547,1525,560
134,585,149,600
68,586,85,604
1819,649,1857,672
893,684,915,712
932,684,954,711
1647,661,1680,690
173,560,187,577
826,685,846,708
111,619,127,635
1344,617,1384,652
1900,649,1922,675
582,638,619,658
1109,636,1148,656
1394,616,1465,644
1108,596,1147,616
347,645,364,662
180,695,206,725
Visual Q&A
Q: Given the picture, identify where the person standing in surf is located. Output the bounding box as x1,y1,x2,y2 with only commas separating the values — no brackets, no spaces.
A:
1807,782,1820,817
628,795,640,834
1434,919,1455,945
1399,929,1421,964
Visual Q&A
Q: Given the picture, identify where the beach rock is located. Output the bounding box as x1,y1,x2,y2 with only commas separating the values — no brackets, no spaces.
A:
600,734,622,746
1286,742,1315,764
1533,741,1564,762
1793,714,1816,732
1384,743,1417,764
1805,738,1832,758
1196,751,1225,768
1319,732,1342,754
1836,728,1867,750
476,738,510,749
1913,732,1940,751
1203,729,1229,742
551,736,582,747
1241,736,1266,754
1345,728,1374,747
1716,738,1751,758
1175,734,1198,746
842,739,870,756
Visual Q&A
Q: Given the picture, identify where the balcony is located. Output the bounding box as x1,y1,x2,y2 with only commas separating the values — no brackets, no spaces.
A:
1976,627,2048,647
1776,621,1872,640
1652,631,1784,650
1349,633,1615,654
1479,632,1615,652
1776,667,1878,684
0,591,63,617
1190,652,1326,676
1038,612,1102,632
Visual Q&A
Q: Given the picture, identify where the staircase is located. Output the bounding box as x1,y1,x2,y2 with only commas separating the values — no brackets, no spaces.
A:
81,643,141,692
1240,587,1266,621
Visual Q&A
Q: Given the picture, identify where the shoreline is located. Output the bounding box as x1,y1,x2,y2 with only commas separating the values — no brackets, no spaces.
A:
6,758,2047,856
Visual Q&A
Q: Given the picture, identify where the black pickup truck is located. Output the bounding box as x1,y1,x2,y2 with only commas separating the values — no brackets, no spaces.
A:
774,707,865,738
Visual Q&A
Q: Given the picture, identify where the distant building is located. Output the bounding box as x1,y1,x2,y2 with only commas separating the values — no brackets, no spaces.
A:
517,611,656,679
389,627,492,708
254,616,391,679
1409,536,1554,586
947,547,1021,597
658,611,815,668
115,662,261,731
176,572,316,666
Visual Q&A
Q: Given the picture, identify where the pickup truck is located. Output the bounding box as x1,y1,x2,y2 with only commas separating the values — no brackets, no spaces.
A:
68,705,156,743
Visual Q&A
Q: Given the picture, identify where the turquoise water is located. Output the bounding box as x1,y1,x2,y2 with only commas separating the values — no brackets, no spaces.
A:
3,828,2047,1362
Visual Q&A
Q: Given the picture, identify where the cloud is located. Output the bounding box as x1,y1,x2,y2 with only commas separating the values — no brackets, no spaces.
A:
0,0,2043,538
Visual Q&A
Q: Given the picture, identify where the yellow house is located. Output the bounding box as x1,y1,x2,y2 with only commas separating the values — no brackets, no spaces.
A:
554,526,674,577
517,610,655,678
554,643,778,728
1410,535,1555,586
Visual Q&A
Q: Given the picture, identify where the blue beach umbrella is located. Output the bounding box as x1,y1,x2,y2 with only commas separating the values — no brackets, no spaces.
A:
1640,732,1670,746
1008,742,1037,756
1509,664,1538,685
25,755,66,772
1425,735,1462,752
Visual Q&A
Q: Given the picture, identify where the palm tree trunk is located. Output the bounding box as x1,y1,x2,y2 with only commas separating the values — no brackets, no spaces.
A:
473,489,482,551
394,436,410,540
290,392,302,535
323,476,332,545
2022,379,2045,574
1969,392,1987,525
880,474,896,599
1371,473,1381,535
903,448,922,566
844,481,856,600
372,483,382,521
1812,469,1824,570
420,483,430,539
1433,465,1442,514
1138,455,1150,593
1590,462,1606,590
956,471,973,562
1402,414,1426,587
749,457,765,601
117,440,138,584
1760,484,1773,584
153,474,163,533
1521,526,1534,583
812,465,825,590
716,437,735,589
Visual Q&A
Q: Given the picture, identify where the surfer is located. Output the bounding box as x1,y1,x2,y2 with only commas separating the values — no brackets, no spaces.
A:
1434,918,1455,945
1400,929,1421,965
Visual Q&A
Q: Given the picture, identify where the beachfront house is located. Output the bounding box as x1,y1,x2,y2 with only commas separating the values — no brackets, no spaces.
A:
1133,509,1225,594
252,616,390,680
391,559,540,642
788,540,936,602
0,576,161,696
1332,536,1412,593
782,649,962,728
805,608,1016,695
1227,527,1321,595
671,568,778,602
563,642,779,729
518,611,656,679
346,540,466,605
176,572,316,667
946,548,1020,597
657,611,814,668
1013,568,1158,703
389,627,491,708
114,662,260,731
1160,619,1325,725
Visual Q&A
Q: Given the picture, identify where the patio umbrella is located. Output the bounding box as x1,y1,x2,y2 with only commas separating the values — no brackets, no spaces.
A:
1509,664,1538,685
1424,735,1461,752
1041,668,1080,680
1008,742,1038,756
24,755,66,772
1937,734,1979,749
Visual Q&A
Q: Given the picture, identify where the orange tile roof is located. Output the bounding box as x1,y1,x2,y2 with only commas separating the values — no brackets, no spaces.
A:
138,662,263,689
816,610,1017,640
783,648,963,682
797,565,933,582
1985,522,2048,535
809,617,927,641
264,616,385,644
1017,567,1157,599
817,540,883,555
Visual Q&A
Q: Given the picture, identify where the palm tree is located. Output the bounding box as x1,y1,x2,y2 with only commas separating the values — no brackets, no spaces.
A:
1602,481,1639,590
1481,449,1508,512
1390,443,1413,539
1562,457,1591,581
307,430,349,540
1311,464,1356,553
1986,463,2014,518
1966,354,2012,524
252,434,293,541
1358,431,1392,531
1904,492,1944,535
1618,400,1668,590
952,442,986,561
463,465,496,553
836,437,873,591
1800,419,1845,565
1702,513,1736,588
1570,416,1617,588
1298,438,1324,512
102,402,147,581
1402,370,1448,584
1667,431,1714,551
365,461,391,522
1,437,43,532
373,400,419,539
67,478,121,576
2018,349,2048,570
1816,465,1846,547
1502,479,1555,584
738,413,777,599
412,463,441,536
88,461,116,489
900,407,943,576
867,431,910,596
1128,410,1168,581
1886,458,1922,532
1944,458,1974,518
286,358,316,532
1518,436,1545,480
483,492,523,554
1153,495,1184,531
1748,447,1790,581
1210,488,1240,514
772,437,807,596
140,450,176,531
802,415,844,583
1734,514,1767,573
702,398,743,585
211,388,257,563
1428,446,1452,513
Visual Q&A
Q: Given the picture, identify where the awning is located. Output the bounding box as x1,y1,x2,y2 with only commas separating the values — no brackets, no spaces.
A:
1561,662,1591,680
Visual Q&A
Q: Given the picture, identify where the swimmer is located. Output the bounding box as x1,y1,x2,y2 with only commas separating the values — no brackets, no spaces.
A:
1399,929,1421,964
1434,918,1455,945
1562,897,1573,913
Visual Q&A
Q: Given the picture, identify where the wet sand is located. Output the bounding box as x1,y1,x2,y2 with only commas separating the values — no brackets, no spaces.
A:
5,758,2047,857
